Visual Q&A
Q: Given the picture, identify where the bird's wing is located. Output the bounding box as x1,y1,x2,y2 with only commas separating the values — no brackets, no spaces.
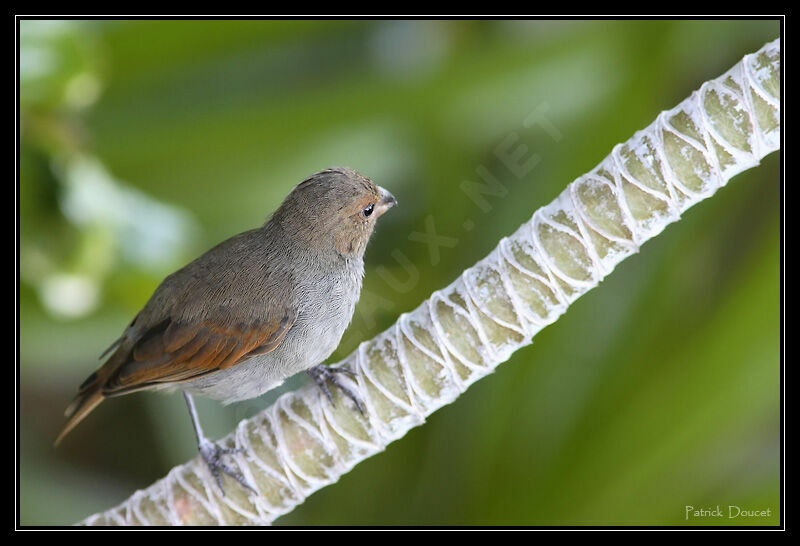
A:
102,311,294,395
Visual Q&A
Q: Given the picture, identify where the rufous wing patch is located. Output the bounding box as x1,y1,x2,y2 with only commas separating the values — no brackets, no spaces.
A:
104,311,294,394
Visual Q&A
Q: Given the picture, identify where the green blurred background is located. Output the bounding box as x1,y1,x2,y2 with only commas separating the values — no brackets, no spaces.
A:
19,19,780,526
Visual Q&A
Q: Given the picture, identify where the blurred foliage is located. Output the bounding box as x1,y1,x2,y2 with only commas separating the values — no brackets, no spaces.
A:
19,19,780,526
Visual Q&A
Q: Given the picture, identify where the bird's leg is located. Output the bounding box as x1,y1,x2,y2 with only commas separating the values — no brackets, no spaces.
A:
183,392,256,495
306,365,364,414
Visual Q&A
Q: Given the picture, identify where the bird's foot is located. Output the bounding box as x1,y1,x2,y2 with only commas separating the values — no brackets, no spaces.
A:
198,439,256,496
307,365,364,414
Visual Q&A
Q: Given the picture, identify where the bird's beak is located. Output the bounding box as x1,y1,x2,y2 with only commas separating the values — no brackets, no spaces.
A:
375,186,397,218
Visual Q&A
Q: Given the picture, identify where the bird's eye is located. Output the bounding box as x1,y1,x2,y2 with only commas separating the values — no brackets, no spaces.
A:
363,203,375,217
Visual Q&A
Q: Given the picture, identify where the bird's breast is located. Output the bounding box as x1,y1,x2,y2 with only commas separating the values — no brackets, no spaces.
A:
291,265,363,361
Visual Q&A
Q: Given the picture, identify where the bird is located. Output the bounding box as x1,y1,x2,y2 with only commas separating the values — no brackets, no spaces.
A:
55,167,397,493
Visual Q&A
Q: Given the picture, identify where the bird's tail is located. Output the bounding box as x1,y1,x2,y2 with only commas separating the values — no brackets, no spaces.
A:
55,375,106,446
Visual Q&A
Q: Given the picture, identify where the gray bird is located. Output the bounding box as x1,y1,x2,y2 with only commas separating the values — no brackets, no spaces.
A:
56,167,397,493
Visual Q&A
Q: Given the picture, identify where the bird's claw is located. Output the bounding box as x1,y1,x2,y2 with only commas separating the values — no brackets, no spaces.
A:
307,365,364,414
198,439,256,496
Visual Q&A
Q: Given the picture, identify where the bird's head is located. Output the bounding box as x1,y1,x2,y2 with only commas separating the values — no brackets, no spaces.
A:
273,167,397,259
